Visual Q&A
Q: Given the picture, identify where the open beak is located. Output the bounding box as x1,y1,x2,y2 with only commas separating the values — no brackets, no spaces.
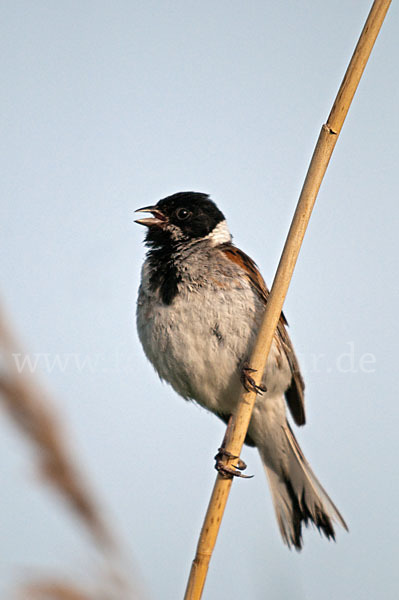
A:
134,205,167,228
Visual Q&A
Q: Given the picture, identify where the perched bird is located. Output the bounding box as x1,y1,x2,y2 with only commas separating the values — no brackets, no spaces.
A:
135,191,347,549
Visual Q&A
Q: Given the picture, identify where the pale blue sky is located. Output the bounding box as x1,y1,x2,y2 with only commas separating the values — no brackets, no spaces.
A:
1,2,399,599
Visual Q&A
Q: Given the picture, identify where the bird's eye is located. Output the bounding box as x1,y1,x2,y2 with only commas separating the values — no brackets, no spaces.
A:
175,208,191,221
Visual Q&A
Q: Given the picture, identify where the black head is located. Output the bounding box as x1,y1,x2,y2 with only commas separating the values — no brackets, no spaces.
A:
135,191,226,248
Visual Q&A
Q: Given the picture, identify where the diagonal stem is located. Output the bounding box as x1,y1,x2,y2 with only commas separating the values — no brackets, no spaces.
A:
183,1,391,598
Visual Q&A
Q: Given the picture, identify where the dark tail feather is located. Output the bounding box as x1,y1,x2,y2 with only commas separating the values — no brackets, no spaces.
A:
260,423,347,550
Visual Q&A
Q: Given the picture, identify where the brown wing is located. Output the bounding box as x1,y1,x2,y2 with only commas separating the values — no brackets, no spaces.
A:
276,321,305,425
220,244,306,426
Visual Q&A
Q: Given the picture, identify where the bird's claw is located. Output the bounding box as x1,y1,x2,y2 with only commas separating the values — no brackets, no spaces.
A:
241,362,267,395
214,447,253,479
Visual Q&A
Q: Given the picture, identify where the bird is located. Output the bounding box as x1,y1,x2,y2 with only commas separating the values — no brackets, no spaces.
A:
135,191,347,550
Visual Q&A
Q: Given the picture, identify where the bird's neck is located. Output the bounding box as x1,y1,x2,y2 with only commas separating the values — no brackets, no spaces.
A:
144,221,232,305
145,239,189,306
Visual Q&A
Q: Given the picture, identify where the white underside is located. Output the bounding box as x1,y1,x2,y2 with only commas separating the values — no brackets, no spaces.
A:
137,260,292,473
136,243,347,546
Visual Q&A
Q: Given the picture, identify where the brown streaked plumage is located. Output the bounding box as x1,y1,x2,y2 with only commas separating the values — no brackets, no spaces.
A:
220,243,305,426
136,191,347,549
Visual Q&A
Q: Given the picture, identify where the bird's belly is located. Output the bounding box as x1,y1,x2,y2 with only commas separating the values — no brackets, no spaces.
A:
137,287,291,416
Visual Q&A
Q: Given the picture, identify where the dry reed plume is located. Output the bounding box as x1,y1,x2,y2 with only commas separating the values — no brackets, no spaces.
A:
0,301,142,599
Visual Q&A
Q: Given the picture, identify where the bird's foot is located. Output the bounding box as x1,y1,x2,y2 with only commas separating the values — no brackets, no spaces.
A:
214,447,253,479
241,362,267,395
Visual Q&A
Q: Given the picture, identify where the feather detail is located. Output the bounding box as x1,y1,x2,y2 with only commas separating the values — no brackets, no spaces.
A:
219,243,305,425
260,421,347,550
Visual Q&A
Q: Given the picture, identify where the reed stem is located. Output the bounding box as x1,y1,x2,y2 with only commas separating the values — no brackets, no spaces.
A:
184,1,391,598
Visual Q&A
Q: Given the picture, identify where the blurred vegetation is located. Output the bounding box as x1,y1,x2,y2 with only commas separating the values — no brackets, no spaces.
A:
0,302,144,600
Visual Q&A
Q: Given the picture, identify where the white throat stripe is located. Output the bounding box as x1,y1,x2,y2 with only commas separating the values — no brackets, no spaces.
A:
207,220,232,246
